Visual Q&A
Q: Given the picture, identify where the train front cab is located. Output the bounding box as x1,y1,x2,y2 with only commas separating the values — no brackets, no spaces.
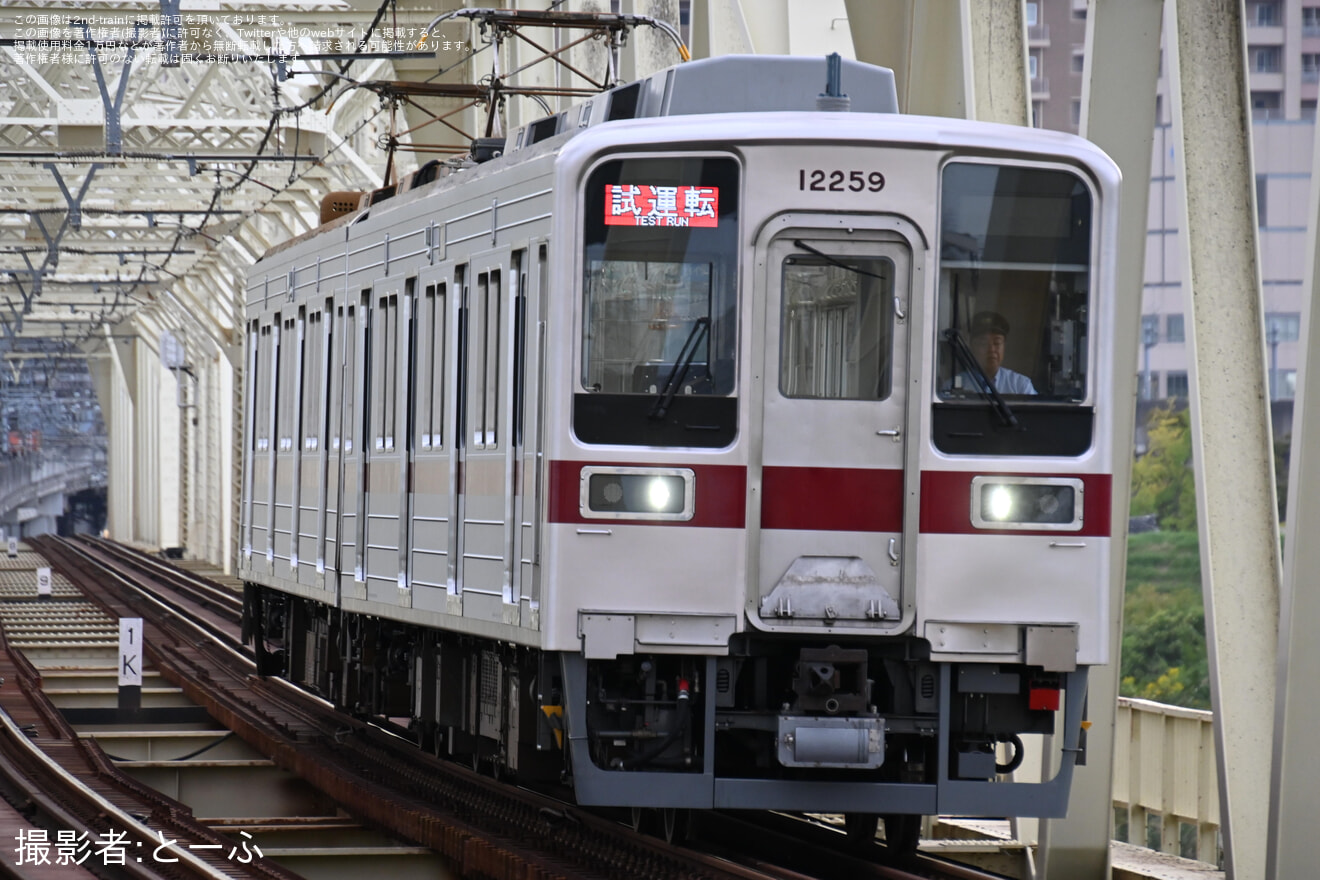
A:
550,125,1117,824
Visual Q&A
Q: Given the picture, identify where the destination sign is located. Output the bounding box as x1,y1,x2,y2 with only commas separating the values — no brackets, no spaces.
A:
604,184,719,227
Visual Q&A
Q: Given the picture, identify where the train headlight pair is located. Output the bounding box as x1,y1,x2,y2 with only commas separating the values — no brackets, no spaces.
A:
581,467,695,520
971,477,1084,530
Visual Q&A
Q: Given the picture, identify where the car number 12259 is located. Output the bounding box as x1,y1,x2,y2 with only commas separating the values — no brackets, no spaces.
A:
798,169,886,192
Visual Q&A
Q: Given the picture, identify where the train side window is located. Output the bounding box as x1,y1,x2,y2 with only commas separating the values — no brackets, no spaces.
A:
302,311,323,450
277,315,297,451
934,161,1095,456
455,267,468,450
487,269,501,449
342,301,359,454
511,250,527,447
370,295,383,449
418,282,446,449
387,293,399,450
415,289,431,448
294,312,307,451
470,269,501,449
320,306,334,447
373,293,399,451
402,276,417,455
779,255,894,400
253,322,271,451
531,245,547,447
469,272,483,448
273,321,284,442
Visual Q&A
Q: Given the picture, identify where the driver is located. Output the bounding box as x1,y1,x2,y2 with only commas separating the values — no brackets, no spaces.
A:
963,311,1037,395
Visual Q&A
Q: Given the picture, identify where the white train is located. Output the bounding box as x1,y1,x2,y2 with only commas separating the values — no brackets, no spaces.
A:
239,53,1121,844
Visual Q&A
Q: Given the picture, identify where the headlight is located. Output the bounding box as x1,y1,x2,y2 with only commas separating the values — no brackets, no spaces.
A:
581,467,695,520
971,477,1084,530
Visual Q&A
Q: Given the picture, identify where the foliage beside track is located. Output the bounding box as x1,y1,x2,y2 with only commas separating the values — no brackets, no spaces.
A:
1121,531,1210,709
1123,400,1293,711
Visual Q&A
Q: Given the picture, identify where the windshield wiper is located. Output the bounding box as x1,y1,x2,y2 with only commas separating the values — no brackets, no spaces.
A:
943,328,1019,429
649,317,710,420
791,240,889,282
790,240,1018,428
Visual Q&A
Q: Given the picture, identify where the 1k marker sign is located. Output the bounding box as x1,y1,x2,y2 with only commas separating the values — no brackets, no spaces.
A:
119,618,143,687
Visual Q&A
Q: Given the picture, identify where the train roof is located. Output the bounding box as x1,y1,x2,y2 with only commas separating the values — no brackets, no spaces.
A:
505,54,899,153
255,55,900,263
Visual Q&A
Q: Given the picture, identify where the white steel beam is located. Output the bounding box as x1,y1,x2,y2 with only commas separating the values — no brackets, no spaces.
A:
1165,1,1281,878
844,0,1026,125
2,2,408,27
844,0,970,117
688,0,755,59
0,0,403,573
962,0,1029,126
1269,37,1320,879
0,6,398,341
1036,3,1164,874
100,329,136,540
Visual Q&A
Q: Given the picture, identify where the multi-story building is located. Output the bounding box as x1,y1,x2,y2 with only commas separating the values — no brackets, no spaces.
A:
1030,0,1313,418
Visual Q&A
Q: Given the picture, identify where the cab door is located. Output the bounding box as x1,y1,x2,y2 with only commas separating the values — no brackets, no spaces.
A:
752,223,915,631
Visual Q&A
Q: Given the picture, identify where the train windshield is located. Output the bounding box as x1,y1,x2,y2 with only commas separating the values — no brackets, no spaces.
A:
936,162,1091,403
575,155,740,448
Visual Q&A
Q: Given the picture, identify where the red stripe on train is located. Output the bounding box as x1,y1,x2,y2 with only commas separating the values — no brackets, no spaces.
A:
546,461,1112,537
546,460,747,528
918,471,1113,537
760,466,903,532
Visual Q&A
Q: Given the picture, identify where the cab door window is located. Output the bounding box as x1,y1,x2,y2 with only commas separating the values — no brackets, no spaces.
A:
780,255,894,400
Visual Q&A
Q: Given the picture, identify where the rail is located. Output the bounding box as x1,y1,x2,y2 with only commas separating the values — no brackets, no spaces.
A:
1112,697,1220,865
0,547,296,879
45,537,1001,880
34,537,820,880
43,537,1225,872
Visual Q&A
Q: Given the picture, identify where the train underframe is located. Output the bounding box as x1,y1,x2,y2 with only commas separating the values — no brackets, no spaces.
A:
243,585,1088,831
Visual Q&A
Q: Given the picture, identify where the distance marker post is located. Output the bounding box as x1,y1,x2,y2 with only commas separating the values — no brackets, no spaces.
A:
118,618,143,715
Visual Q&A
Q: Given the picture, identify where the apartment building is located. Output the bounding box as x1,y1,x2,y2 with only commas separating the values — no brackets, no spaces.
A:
1030,0,1313,412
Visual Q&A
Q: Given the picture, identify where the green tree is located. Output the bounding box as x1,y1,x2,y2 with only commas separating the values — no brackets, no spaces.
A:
1120,599,1210,708
1122,535,1210,710
1130,405,1198,531
1122,667,1190,704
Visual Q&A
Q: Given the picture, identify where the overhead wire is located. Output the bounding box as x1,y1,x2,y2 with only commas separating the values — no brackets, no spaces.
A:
23,3,678,354
63,0,403,349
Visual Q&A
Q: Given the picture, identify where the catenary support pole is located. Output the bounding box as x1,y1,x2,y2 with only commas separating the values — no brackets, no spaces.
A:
961,0,1029,126
1036,3,1164,873
1165,1,1281,877
1268,33,1320,880
844,0,971,118
847,0,1027,123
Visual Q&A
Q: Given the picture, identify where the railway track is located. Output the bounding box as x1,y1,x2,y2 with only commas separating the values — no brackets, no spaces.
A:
71,537,244,642
0,543,299,880
22,536,1009,880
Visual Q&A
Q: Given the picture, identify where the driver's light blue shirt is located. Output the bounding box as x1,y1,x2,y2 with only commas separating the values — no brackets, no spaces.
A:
951,368,1037,395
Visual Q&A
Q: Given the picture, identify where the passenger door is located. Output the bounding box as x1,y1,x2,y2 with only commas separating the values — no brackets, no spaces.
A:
407,266,455,608
364,276,411,604
459,251,511,625
753,224,914,631
337,294,368,601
